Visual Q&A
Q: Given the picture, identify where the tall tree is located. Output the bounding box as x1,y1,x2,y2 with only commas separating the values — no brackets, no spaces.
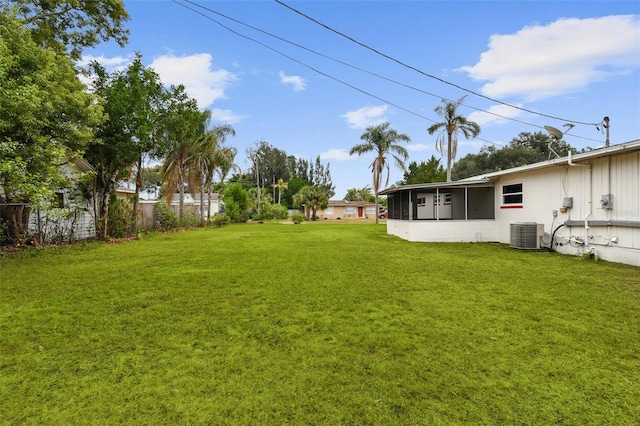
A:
402,156,447,185
0,11,102,242
203,129,236,220
86,54,164,238
160,86,205,221
349,122,410,224
427,96,481,182
273,178,288,204
452,131,578,180
8,0,129,60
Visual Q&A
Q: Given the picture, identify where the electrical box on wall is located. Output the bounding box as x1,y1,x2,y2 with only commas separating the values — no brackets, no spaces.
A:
601,194,613,210
562,197,573,208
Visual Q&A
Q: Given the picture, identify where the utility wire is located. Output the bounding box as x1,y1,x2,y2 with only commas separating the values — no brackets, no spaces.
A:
171,1,435,124
180,0,541,133
173,1,602,145
275,0,603,127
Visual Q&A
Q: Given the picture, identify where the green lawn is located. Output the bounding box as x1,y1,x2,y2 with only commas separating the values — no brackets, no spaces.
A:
1,223,639,425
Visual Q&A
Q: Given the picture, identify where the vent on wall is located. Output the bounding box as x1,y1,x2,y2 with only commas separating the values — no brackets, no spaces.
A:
510,223,544,250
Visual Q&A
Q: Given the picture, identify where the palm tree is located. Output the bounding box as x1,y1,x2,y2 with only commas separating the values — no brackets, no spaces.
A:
427,96,480,182
294,185,328,221
349,122,410,224
159,86,203,221
199,123,236,220
272,178,288,204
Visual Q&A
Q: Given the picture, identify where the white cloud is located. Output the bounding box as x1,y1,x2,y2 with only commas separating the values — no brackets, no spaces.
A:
406,143,431,152
78,54,132,71
459,15,640,101
342,105,388,129
77,54,133,88
150,53,236,108
279,71,306,91
467,104,525,126
320,149,351,160
209,108,243,124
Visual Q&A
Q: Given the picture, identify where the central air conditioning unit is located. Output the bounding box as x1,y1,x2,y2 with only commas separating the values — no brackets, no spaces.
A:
510,222,544,250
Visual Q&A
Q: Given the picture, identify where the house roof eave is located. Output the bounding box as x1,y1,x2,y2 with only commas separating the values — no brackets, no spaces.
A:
379,178,493,195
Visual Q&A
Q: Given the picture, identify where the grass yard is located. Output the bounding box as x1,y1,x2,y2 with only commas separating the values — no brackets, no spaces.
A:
1,223,639,425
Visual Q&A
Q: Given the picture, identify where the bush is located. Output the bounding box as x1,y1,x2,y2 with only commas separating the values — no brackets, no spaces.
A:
209,214,230,228
271,204,289,220
179,209,199,228
255,203,288,221
291,213,305,224
153,202,178,230
108,196,134,238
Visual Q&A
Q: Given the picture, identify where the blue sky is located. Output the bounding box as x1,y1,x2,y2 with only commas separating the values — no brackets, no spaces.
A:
81,0,640,199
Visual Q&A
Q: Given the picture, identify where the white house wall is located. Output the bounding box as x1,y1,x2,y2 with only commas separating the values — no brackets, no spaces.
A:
387,219,498,243
492,151,639,266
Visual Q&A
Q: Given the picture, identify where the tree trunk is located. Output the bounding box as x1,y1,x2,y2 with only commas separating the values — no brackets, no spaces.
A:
1,203,30,244
446,132,453,182
207,179,213,220
200,172,205,224
178,164,185,221
375,193,379,225
97,168,120,240
132,154,142,233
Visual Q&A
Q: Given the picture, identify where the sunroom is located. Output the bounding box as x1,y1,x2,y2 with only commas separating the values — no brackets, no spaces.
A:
379,179,500,242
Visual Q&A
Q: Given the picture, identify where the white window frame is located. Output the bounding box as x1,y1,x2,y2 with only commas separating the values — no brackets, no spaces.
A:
502,183,523,206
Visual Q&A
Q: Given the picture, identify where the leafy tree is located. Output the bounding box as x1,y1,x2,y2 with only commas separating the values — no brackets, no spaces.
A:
222,182,249,222
402,156,447,184
141,165,163,199
452,131,578,180
0,11,102,242
310,155,335,199
427,96,480,182
293,186,329,221
86,54,165,238
281,177,307,209
349,122,410,224
344,186,373,202
7,0,130,60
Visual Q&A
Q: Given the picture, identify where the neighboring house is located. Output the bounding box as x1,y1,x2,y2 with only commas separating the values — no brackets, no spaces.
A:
379,139,640,267
30,158,95,243
169,193,222,217
317,200,378,220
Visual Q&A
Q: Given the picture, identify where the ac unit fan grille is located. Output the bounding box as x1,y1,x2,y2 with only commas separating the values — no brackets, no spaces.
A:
510,223,542,250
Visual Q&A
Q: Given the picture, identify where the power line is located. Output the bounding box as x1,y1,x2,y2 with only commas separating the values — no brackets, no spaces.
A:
179,0,541,133
173,1,603,146
274,0,603,127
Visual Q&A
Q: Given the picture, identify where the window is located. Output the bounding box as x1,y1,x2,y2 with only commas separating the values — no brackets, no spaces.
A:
54,191,65,208
325,207,334,214
502,183,523,206
366,207,376,215
344,207,356,215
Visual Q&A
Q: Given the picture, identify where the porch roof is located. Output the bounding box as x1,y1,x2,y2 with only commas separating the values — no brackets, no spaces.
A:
379,179,492,196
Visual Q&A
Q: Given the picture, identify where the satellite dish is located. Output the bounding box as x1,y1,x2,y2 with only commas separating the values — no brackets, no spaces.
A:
544,125,564,140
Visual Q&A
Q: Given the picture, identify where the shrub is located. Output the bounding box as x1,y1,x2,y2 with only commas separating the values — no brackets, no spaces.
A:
291,213,305,224
108,196,134,238
153,202,178,230
209,214,230,228
271,204,289,220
